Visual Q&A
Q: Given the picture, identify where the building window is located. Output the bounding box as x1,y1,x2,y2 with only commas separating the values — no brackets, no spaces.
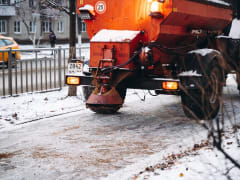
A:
0,0,9,5
42,21,52,33
14,0,21,7
57,21,63,33
55,0,62,6
0,20,7,34
30,21,36,33
29,0,34,7
14,21,21,33
81,21,86,32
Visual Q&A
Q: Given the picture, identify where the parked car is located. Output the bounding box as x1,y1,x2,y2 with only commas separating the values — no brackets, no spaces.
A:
0,35,20,67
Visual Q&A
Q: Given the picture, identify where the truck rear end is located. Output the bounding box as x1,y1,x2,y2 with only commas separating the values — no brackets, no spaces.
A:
66,0,239,119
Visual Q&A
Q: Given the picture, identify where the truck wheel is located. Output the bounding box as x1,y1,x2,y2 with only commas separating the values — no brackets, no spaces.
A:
181,66,223,120
82,86,95,101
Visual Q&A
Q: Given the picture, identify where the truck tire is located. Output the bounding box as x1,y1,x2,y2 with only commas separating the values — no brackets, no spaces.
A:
181,66,223,120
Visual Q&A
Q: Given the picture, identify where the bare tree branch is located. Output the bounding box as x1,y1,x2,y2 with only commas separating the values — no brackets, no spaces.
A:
41,0,70,15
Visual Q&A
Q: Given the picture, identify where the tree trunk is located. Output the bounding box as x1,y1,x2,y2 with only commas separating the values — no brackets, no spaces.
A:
68,86,77,96
68,0,77,96
68,47,77,96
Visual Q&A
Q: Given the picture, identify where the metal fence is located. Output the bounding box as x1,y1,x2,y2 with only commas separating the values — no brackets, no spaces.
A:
0,46,90,97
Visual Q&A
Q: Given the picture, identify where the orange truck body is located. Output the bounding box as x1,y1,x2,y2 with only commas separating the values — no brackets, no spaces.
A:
71,0,237,116
77,0,232,69
90,30,145,69
78,0,231,40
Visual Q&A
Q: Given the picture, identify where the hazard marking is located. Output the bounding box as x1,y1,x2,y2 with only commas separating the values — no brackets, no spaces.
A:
95,1,106,14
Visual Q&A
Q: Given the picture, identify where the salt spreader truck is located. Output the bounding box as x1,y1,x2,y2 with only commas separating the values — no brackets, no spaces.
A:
66,0,240,120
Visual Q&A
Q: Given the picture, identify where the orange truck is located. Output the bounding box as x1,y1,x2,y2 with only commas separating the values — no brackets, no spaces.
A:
66,0,240,120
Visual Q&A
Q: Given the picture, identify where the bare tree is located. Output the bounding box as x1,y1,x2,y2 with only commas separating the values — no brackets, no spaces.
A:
67,0,78,96
13,0,43,47
13,0,66,47
40,0,78,96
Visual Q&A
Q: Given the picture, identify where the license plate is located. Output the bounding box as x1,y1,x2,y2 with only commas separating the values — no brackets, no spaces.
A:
67,63,83,76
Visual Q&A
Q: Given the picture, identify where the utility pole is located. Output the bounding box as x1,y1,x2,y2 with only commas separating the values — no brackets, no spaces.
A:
68,0,77,96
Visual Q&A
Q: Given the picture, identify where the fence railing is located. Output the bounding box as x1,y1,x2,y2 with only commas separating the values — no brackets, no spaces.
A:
0,46,90,97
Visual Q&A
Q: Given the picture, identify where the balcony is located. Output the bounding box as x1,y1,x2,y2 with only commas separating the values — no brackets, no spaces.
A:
0,5,16,16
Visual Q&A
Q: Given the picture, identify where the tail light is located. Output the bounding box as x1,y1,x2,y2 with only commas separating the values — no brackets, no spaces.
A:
162,81,178,90
67,77,80,85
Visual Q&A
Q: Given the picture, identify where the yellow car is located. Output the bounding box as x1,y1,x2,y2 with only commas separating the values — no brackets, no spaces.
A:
0,35,20,67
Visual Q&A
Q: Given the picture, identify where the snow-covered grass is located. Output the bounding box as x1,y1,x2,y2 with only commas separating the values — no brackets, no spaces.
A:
0,87,85,131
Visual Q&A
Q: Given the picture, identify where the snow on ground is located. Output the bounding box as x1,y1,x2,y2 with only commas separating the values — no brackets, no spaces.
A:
0,87,85,131
18,43,90,61
19,43,90,50
0,74,239,180
102,74,240,180
132,131,240,180
104,130,240,180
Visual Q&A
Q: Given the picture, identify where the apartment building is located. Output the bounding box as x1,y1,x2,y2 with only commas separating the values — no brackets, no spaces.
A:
0,0,88,45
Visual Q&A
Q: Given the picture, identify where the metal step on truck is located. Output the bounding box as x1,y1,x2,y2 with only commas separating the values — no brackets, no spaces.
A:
66,0,240,120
